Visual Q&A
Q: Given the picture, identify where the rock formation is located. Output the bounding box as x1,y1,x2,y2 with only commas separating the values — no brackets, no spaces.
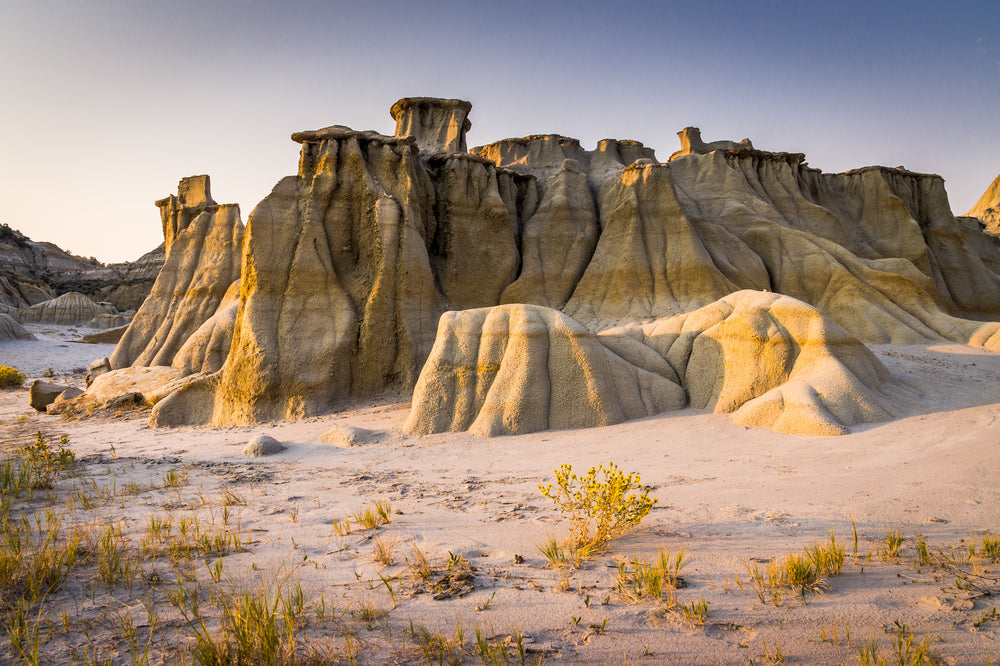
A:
966,173,1000,235
390,97,472,153
405,304,686,437
1,222,163,311
64,96,1000,438
13,292,117,326
0,313,34,341
407,292,903,437
668,127,753,161
109,176,243,370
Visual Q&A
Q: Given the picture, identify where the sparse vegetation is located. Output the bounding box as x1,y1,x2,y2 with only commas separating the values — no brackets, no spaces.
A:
0,366,26,389
538,461,656,556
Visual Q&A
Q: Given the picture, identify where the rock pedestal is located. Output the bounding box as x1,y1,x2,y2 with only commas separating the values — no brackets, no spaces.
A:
390,97,472,153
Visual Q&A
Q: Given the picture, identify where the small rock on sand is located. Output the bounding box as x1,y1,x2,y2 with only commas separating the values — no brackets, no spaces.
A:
318,425,382,448
243,434,286,457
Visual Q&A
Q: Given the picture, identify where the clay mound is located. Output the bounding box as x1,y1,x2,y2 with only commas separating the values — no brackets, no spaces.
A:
404,304,686,437
602,290,906,436
109,177,243,370
966,173,1000,235
0,313,34,340
408,292,905,437
13,292,116,326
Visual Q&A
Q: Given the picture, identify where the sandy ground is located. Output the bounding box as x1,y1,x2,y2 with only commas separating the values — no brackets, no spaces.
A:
1,328,999,664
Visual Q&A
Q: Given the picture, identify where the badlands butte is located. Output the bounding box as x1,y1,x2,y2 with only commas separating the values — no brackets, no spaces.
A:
19,95,1000,439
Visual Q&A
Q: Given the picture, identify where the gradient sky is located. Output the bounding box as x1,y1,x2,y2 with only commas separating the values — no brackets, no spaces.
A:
1,0,998,263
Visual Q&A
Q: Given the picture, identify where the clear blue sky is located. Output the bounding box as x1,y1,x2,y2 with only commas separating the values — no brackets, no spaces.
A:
1,0,998,262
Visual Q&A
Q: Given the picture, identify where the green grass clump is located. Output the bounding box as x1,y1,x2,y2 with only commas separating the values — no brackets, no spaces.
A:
615,548,688,604
0,366,25,389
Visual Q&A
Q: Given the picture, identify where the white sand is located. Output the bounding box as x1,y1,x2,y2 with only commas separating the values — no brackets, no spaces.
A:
1,333,999,663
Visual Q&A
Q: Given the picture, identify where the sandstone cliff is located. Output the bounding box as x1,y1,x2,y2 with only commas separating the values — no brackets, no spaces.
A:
109,177,243,370
966,173,1000,235
71,96,1000,437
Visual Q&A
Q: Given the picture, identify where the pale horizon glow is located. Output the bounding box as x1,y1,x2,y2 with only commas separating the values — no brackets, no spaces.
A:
1,0,998,263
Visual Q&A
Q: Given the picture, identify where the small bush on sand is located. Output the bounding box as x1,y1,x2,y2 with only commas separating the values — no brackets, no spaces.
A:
539,462,656,556
0,366,26,389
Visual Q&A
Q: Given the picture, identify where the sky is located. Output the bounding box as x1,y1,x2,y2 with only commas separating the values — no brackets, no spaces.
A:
1,0,998,263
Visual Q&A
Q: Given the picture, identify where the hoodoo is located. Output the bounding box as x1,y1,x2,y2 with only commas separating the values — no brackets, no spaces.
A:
50,96,1000,436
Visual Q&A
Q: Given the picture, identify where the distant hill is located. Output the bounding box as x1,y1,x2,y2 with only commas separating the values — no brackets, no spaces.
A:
0,223,163,311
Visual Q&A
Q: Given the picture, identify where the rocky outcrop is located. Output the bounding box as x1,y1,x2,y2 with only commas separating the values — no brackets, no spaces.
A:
0,313,34,341
73,96,1000,437
49,366,192,414
1,223,162,311
13,292,117,326
409,292,905,437
174,126,445,425
50,244,165,311
405,304,686,437
668,127,753,161
391,97,472,153
425,153,519,308
170,279,240,374
0,270,53,310
109,178,243,370
966,173,1000,235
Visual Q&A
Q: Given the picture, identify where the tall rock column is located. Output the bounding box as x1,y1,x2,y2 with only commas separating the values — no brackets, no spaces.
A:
156,175,216,257
110,177,243,370
390,97,472,153
204,127,444,424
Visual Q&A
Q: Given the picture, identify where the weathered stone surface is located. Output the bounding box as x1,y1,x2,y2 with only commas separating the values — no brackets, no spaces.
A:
426,153,518,308
405,304,686,437
966,173,1000,235
318,425,382,448
410,292,905,437
86,313,131,329
30,380,71,411
176,126,444,425
668,126,753,161
606,291,906,436
110,181,243,370
0,313,34,341
51,366,191,414
121,99,1000,436
85,357,111,387
391,97,471,153
80,326,128,345
170,279,240,375
14,292,117,326
242,434,285,457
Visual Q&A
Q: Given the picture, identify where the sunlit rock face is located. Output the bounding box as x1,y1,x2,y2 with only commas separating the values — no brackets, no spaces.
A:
391,97,472,153
83,94,1000,436
110,176,243,370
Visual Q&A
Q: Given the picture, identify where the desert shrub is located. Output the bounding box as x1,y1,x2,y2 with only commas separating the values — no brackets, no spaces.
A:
539,462,656,555
0,365,26,388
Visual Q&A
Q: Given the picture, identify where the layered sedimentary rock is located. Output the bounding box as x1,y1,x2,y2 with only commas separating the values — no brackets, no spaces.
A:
1,223,163,311
668,127,752,161
170,279,240,374
391,97,472,153
109,178,243,369
163,126,445,425
13,292,116,326
602,291,905,436
82,97,1000,437
405,304,686,437
966,173,1000,235
0,313,34,341
409,292,904,437
0,271,52,310
425,153,519,308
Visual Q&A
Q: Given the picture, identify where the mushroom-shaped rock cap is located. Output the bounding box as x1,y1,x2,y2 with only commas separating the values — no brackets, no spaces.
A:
390,97,472,153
